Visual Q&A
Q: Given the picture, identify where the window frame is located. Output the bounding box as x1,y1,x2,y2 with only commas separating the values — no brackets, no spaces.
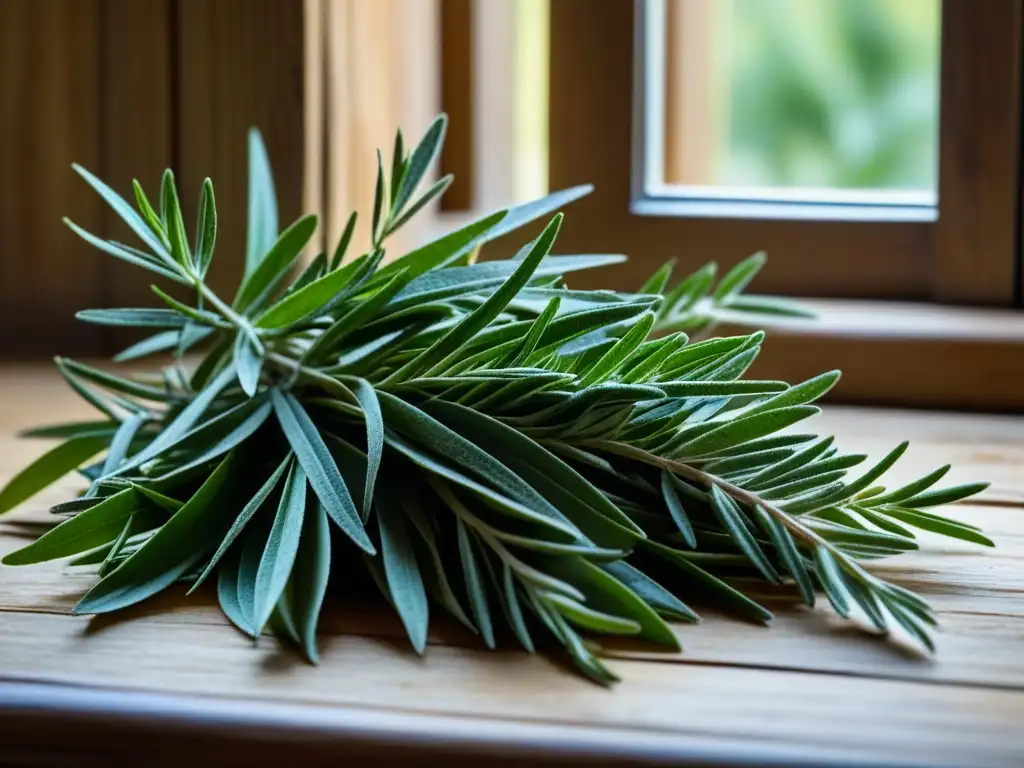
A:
549,0,1021,303
548,0,1024,410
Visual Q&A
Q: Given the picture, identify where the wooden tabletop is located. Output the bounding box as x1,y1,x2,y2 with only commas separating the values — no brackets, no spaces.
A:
0,363,1022,766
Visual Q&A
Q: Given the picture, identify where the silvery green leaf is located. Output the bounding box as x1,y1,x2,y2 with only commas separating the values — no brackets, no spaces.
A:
218,542,254,636
106,363,237,479
329,211,358,270
72,163,172,262
234,214,318,313
385,174,453,236
74,453,239,614
712,251,765,302
391,114,446,216
160,169,192,270
234,331,263,396
350,378,383,521
289,499,332,662
377,484,429,654
644,540,772,624
191,454,291,591
599,560,698,622
113,330,182,363
101,412,147,475
376,391,580,538
456,519,494,648
0,435,110,517
76,308,189,329
371,149,386,245
660,471,696,549
638,259,675,295
64,218,185,283
709,485,781,584
271,389,374,554
3,488,138,565
541,556,679,650
577,311,654,388
678,406,820,458
880,507,994,546
420,400,641,547
245,128,279,276
382,430,578,540
194,178,217,276
58,358,173,403
371,210,506,289
386,215,562,382
133,179,170,249
148,397,273,483
483,185,592,244
253,460,307,632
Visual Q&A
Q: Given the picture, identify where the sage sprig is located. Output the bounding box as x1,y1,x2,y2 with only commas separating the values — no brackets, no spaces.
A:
0,115,989,685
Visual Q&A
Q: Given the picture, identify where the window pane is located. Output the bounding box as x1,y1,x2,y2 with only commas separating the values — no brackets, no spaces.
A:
662,0,941,197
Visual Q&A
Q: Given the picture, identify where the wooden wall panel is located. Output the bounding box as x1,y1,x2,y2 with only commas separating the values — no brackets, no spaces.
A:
0,1,104,358
440,0,475,210
934,0,1022,306
176,0,307,299
99,0,175,352
0,0,311,357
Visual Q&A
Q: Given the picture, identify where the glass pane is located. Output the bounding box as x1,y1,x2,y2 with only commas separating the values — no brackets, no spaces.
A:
662,0,941,197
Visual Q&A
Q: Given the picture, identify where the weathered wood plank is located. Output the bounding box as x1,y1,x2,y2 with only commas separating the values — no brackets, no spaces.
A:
0,610,1022,767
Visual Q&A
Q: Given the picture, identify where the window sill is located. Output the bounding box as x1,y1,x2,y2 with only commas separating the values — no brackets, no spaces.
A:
723,299,1024,411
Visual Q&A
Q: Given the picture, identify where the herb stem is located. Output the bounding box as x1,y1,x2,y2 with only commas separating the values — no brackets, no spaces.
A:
583,439,855,571
193,278,264,354
265,352,359,405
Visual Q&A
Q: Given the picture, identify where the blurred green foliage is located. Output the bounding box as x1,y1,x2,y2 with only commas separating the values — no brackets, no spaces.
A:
718,0,940,191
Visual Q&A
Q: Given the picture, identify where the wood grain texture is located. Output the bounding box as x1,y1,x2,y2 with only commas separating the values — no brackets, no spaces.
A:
727,299,1024,411
935,0,1023,305
440,0,475,210
176,0,307,299
0,364,1023,765
0,0,104,357
99,0,176,352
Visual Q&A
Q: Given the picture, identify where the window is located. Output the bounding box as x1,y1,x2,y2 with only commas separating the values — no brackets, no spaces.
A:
546,0,1024,409
651,0,941,212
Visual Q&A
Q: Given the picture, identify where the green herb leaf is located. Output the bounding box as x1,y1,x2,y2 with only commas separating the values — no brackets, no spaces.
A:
3,488,138,565
271,389,374,554
377,484,429,653
74,452,239,614
253,459,307,632
0,435,110,516
246,128,279,276
234,214,318,313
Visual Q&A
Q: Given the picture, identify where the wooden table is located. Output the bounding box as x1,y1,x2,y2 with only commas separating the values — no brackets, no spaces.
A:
0,363,1022,766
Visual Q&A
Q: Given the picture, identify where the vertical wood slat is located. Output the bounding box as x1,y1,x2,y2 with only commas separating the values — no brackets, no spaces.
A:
176,0,307,299
322,0,441,259
99,0,175,352
304,0,327,256
0,0,103,358
664,0,718,186
935,0,1023,306
440,0,475,211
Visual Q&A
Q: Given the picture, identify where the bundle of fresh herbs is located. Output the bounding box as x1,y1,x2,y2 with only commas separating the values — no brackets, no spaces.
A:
0,117,990,684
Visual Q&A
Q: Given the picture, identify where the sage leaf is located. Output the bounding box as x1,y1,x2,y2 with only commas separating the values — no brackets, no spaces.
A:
271,389,374,554
0,435,109,516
